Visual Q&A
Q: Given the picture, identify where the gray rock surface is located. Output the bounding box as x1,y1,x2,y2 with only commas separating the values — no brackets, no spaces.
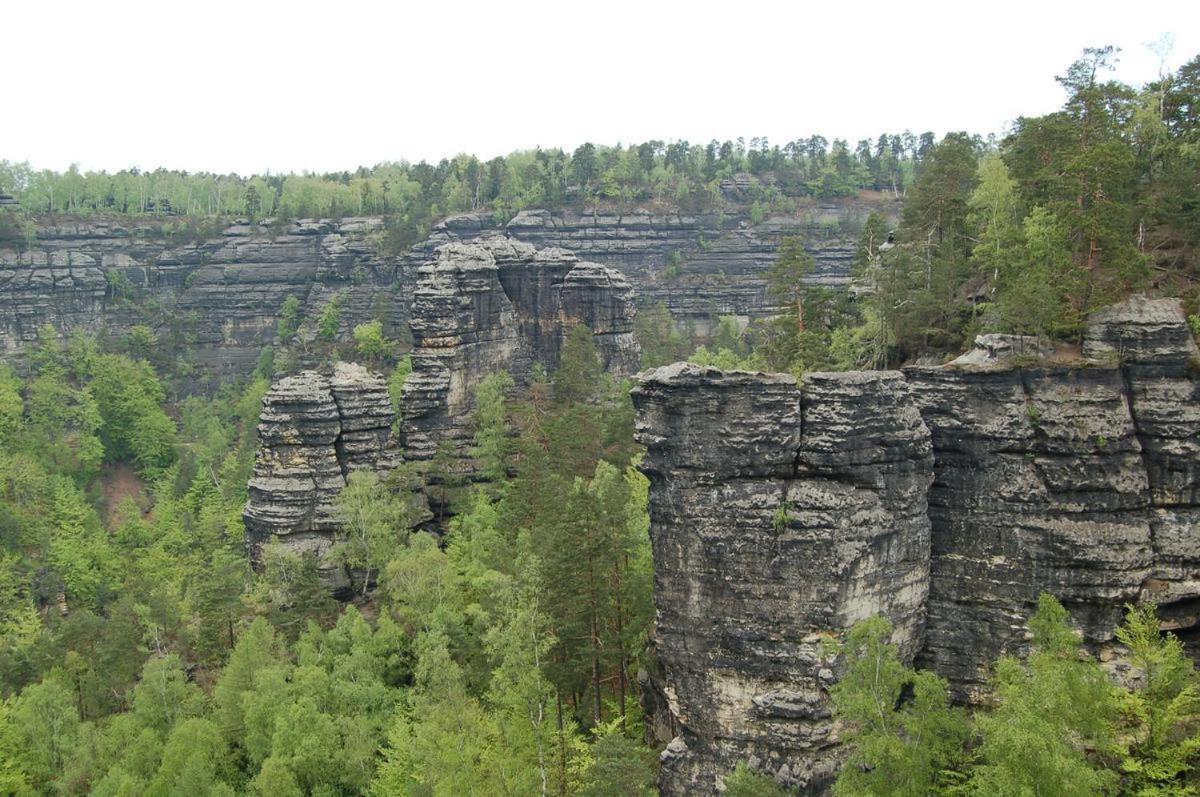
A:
632,363,932,795
633,297,1200,791
410,199,896,330
1,200,891,381
1086,297,1200,631
401,238,639,481
244,363,421,594
0,217,405,384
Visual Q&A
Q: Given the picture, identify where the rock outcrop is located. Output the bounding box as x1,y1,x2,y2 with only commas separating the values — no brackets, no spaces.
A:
1,199,891,382
410,199,895,332
0,217,405,384
1085,297,1200,633
244,362,419,594
401,238,639,476
632,364,933,795
905,363,1154,698
634,296,1200,791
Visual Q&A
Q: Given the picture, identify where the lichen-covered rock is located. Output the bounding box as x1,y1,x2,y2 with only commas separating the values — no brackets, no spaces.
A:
244,363,420,594
401,238,639,479
632,363,933,795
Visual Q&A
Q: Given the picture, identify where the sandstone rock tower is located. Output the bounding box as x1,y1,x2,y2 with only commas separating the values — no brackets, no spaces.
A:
243,362,410,594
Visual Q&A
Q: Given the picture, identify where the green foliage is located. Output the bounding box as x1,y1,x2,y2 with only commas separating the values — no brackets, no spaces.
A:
334,469,413,596
354,319,390,361
967,593,1122,796
87,353,178,474
555,324,604,406
577,720,657,796
471,372,514,482
634,302,690,368
724,761,789,797
277,295,302,342
316,292,344,342
832,616,969,796
1116,602,1200,793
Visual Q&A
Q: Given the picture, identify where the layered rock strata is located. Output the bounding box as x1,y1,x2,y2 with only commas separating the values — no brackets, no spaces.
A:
631,363,933,795
244,363,416,594
905,363,1155,697
401,238,639,474
1085,297,1200,633
634,297,1200,791
410,199,895,330
0,218,404,383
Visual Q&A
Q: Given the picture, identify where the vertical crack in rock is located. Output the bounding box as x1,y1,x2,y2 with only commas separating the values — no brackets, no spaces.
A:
906,360,1155,699
631,363,933,795
633,298,1200,792
243,363,418,596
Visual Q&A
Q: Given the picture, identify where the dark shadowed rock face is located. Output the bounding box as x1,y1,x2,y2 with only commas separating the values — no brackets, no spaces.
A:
0,218,404,383
401,238,639,475
243,363,414,594
632,363,933,796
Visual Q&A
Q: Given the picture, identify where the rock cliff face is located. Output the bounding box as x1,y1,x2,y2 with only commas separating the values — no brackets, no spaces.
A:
634,297,1200,792
0,218,404,382
402,238,639,475
632,364,933,795
243,362,417,594
410,199,895,331
1,199,889,380
905,363,1154,697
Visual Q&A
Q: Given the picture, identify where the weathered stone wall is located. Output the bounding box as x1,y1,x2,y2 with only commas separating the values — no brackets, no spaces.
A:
905,363,1154,698
0,218,405,382
401,237,639,476
632,364,933,795
410,198,896,330
1,198,892,381
633,297,1200,792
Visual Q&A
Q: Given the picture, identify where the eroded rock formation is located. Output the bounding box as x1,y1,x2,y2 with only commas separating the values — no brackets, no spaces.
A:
410,199,894,332
0,218,404,382
632,364,933,794
401,237,639,476
243,362,420,594
0,200,891,380
635,297,1200,793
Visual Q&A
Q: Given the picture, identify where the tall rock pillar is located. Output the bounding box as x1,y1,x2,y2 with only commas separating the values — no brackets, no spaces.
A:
631,364,933,795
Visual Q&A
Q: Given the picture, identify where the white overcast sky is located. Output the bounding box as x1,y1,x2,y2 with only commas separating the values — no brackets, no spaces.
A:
8,0,1200,176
